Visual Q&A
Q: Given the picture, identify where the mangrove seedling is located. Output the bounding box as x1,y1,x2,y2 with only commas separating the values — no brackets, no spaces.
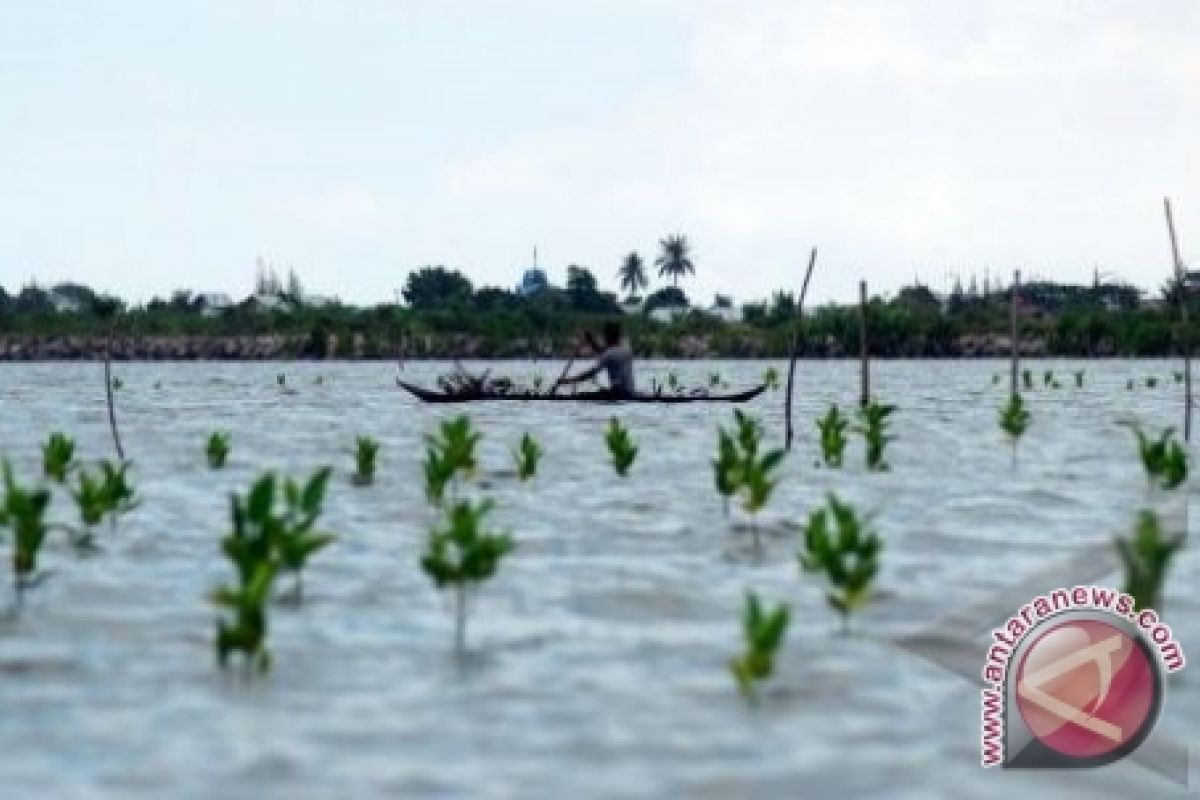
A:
605,418,638,476
423,415,481,504
111,376,123,391
667,371,680,393
729,592,789,702
1043,370,1054,387
1145,376,1158,389
798,494,882,634
42,433,76,483
1074,370,1085,389
727,410,784,553
712,428,741,517
531,373,544,392
1,462,53,608
206,432,231,469
999,394,1031,468
854,401,896,471
1115,509,1184,612
763,367,780,390
276,468,336,599
421,498,514,652
68,467,111,549
1131,425,1187,491
1022,369,1033,391
709,371,722,389
352,435,380,487
513,433,542,482
1127,379,1135,391
991,374,1001,385
1174,371,1184,384
816,405,850,468
98,460,139,529
277,373,286,387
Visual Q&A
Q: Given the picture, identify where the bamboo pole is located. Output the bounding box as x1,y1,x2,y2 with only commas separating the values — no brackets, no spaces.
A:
783,247,818,450
859,280,870,408
104,319,125,462
1010,270,1020,397
1165,198,1191,442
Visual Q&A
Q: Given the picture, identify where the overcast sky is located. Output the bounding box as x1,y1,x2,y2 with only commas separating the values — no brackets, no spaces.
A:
1,0,1197,306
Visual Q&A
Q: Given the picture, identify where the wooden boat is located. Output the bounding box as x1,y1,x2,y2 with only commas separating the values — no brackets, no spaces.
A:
397,379,767,405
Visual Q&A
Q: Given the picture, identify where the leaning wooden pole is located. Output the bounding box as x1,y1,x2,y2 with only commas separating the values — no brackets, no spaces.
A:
1010,270,1020,397
104,318,125,461
859,280,870,408
783,248,818,450
1165,198,1191,442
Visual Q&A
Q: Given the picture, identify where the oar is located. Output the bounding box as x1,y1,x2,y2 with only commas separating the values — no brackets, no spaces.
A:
548,340,583,397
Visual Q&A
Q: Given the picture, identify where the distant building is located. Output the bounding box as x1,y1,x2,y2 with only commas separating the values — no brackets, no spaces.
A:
649,305,689,323
1184,270,1200,295
516,268,549,297
196,292,233,317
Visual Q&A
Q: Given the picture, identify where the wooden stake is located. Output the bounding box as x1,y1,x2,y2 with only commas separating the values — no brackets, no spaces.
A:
1010,270,1020,397
783,248,818,450
1165,198,1191,441
859,280,870,408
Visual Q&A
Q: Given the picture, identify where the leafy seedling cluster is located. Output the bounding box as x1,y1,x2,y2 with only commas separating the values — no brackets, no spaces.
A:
424,415,481,505
1,462,52,609
421,498,514,652
42,433,76,483
714,410,785,554
855,401,895,471
211,468,336,673
999,394,1030,467
816,405,850,468
352,435,380,487
604,418,638,476
798,494,882,633
513,432,542,482
207,432,231,469
729,592,789,701
1131,425,1187,490
1115,509,1184,612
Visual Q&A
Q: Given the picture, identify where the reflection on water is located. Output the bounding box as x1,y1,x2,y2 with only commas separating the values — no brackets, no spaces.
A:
0,359,1196,798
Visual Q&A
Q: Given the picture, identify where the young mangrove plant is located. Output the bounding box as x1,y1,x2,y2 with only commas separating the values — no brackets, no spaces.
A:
42,433,76,483
531,373,544,392
276,468,336,599
513,433,542,482
763,366,780,390
421,498,514,653
1175,371,1184,384
798,494,882,634
1043,370,1054,387
815,405,850,468
854,401,896,471
667,371,680,393
712,428,740,517
1074,370,1085,389
1145,376,1158,389
111,375,123,391
1127,379,1135,391
729,592,789,702
726,410,784,553
206,432,231,469
1131,425,1187,490
98,461,139,530
423,415,481,505
1,462,52,609
999,394,1031,468
1115,509,1184,612
68,467,110,549
351,436,380,487
1022,369,1033,391
709,371,723,389
604,418,638,477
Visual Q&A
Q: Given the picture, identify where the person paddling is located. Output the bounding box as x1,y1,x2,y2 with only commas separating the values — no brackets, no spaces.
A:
553,321,636,398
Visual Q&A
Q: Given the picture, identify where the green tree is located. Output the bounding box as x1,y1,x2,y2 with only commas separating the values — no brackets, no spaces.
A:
655,234,695,288
402,266,473,309
617,252,648,299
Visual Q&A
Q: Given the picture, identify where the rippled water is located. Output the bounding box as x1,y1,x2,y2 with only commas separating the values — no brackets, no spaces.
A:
0,359,1196,798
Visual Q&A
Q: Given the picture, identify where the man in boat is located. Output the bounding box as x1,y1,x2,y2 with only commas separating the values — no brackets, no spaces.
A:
553,321,636,398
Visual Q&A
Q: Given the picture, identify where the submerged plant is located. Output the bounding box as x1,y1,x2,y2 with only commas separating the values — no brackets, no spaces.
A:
352,436,380,486
1116,509,1184,613
1131,425,1187,490
729,592,789,701
421,498,514,652
513,433,542,482
816,405,850,468
798,495,882,633
1,462,52,609
604,418,638,476
999,394,1031,468
423,415,481,505
41,433,76,483
854,401,896,471
206,432,231,469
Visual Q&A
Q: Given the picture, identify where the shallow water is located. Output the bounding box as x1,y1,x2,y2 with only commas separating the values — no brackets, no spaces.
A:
0,359,1197,799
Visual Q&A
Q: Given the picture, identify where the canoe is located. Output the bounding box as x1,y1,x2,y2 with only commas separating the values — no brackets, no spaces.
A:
397,379,768,405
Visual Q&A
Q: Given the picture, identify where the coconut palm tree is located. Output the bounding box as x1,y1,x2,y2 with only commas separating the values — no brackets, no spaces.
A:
617,252,648,300
655,235,695,288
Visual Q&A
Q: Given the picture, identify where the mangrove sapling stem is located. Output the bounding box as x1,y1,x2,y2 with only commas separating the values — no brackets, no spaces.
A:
1010,270,1020,397
859,280,870,408
784,247,818,451
455,584,467,654
1165,198,1192,442
104,319,125,462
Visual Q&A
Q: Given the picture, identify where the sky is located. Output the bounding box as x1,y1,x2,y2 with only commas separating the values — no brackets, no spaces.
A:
1,0,1197,306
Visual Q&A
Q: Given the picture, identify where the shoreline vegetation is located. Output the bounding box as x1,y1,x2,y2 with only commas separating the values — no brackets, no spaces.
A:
1,260,1192,361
